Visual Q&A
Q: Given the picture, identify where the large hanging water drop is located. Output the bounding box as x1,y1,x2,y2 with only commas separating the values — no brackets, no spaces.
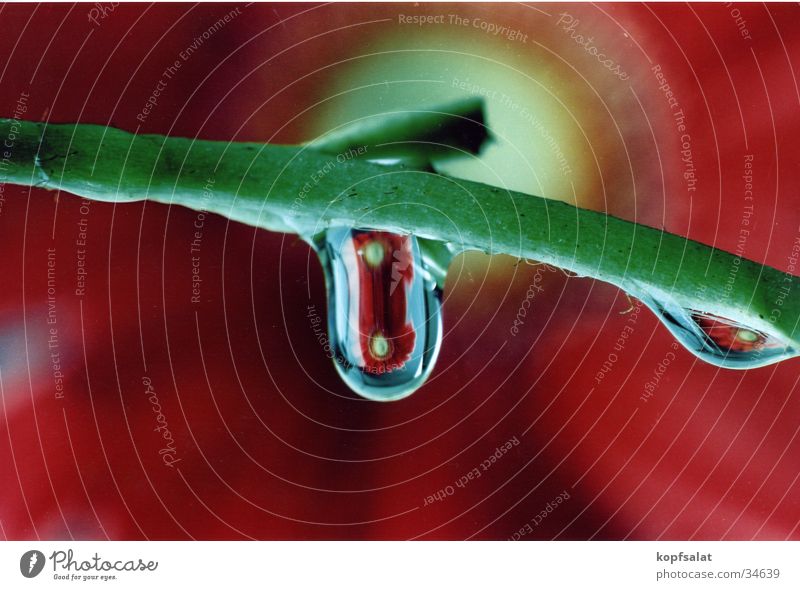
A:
635,288,798,369
313,227,443,401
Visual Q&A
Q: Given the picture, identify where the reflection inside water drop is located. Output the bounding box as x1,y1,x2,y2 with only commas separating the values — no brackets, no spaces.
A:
635,288,798,369
312,227,442,401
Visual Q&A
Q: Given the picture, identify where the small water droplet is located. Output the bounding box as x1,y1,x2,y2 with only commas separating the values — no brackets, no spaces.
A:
635,287,798,368
312,227,443,401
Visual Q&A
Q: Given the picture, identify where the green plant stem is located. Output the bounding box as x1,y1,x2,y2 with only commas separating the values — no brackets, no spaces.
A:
1,117,798,347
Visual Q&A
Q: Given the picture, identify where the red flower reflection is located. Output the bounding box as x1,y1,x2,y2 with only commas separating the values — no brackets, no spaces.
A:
351,231,416,375
693,314,778,353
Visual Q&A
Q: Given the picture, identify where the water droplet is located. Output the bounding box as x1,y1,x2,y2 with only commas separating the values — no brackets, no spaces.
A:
312,227,443,401
635,287,798,368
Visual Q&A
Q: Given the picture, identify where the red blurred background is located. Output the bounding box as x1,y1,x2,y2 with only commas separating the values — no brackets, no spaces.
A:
1,2,799,540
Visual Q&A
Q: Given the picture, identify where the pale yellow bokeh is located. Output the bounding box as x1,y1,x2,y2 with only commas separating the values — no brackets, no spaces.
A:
311,26,596,205
309,13,636,286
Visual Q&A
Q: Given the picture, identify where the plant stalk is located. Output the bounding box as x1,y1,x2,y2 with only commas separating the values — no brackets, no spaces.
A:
1,116,797,348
